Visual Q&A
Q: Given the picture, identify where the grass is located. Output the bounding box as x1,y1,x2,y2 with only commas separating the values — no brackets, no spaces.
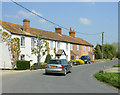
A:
94,71,120,89
113,64,120,67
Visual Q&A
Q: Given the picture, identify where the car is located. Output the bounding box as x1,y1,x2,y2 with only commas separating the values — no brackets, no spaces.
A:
45,59,72,76
80,55,91,64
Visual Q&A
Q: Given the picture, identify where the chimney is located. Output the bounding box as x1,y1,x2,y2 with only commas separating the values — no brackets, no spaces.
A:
69,27,75,37
55,28,62,34
23,19,30,33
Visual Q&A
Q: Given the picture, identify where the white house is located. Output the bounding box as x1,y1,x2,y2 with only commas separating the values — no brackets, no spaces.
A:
0,19,94,69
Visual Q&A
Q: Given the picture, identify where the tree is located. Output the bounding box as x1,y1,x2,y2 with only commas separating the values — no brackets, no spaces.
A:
94,43,102,59
31,35,48,63
0,31,21,69
103,44,117,59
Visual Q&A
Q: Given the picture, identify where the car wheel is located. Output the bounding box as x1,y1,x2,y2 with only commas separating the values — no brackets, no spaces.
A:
63,69,67,76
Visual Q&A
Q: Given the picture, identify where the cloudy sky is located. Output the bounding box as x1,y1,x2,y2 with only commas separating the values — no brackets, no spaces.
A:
1,1,118,46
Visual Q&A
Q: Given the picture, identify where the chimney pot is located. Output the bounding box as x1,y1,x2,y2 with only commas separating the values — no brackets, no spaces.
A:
23,19,30,33
55,27,62,34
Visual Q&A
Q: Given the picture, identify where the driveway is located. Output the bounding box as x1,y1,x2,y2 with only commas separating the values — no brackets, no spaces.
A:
2,60,119,93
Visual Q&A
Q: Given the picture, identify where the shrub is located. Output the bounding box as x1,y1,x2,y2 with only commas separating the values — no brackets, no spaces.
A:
16,60,30,70
75,59,85,65
44,54,51,63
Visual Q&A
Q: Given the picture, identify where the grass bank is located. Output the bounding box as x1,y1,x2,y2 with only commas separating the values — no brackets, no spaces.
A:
94,71,120,89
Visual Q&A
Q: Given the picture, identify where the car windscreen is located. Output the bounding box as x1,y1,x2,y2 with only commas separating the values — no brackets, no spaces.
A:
47,60,61,64
80,56,87,59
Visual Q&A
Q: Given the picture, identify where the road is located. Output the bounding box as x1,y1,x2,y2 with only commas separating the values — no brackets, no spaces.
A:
2,60,119,93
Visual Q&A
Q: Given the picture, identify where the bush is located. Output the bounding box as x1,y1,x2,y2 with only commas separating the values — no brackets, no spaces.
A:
44,54,51,63
16,60,30,70
75,59,85,65
69,60,75,66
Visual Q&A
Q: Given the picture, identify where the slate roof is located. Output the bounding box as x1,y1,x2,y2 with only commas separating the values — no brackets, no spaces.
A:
0,20,93,47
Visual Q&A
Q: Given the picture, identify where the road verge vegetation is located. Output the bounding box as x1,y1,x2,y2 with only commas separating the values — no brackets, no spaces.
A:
113,64,120,67
94,71,120,89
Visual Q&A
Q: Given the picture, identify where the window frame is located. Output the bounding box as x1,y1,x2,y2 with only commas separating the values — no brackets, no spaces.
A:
21,36,25,47
77,45,79,51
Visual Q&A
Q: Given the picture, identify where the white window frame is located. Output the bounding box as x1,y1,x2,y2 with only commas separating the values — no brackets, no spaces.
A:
21,36,25,47
77,45,79,51
66,43,68,50
88,46,90,52
50,41,53,50
70,44,73,50
57,41,60,49
83,46,86,51
31,38,35,48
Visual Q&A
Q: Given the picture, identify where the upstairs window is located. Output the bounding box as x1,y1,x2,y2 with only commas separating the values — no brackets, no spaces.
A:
21,37,25,47
50,41,53,50
83,46,86,51
70,44,73,50
88,46,90,52
31,38,35,48
66,43,68,50
57,41,60,49
77,45,79,50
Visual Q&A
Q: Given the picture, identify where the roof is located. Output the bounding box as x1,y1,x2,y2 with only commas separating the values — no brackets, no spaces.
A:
0,20,93,47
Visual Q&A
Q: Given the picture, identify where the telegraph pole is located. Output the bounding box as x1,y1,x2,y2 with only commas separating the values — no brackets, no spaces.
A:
102,32,104,59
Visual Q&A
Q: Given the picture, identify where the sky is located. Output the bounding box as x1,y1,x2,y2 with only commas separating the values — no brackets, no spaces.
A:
1,1,118,47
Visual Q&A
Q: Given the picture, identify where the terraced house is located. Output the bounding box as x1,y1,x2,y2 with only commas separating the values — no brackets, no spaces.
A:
0,19,94,69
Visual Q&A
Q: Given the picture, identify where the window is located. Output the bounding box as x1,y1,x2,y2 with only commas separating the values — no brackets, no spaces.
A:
57,41,60,49
66,55,68,60
71,56,74,60
70,44,73,50
77,45,79,50
76,55,79,59
50,41,53,50
83,46,86,51
20,54,25,60
88,47,90,52
66,43,68,50
31,38,35,47
21,37,25,47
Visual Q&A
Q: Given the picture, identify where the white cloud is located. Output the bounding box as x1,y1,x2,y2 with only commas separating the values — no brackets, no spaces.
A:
5,10,43,19
4,14,19,19
39,19,46,23
80,18,91,25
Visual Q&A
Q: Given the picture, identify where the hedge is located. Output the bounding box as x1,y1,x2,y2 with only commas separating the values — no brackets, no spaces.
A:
16,60,30,70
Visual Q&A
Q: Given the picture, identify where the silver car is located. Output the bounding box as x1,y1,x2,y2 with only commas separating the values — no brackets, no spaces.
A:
45,59,72,76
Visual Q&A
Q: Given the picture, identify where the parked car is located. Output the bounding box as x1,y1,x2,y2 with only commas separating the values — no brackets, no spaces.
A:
80,55,91,64
45,59,72,76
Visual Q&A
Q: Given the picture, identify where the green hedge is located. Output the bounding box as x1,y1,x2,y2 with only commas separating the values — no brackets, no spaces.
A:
94,72,120,89
16,60,30,70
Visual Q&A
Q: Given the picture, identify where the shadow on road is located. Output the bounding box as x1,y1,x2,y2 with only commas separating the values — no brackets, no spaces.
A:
42,73,65,76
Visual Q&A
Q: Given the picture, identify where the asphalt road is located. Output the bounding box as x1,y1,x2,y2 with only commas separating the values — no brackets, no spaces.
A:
2,60,119,93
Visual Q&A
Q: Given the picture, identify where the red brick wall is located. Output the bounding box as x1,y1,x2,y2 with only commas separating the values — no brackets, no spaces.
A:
70,44,94,61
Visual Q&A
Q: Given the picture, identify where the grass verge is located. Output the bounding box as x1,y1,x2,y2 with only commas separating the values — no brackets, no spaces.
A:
113,64,120,67
94,71,120,89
